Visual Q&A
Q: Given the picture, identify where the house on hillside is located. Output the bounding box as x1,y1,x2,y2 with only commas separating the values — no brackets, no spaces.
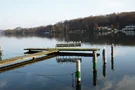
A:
122,25,135,31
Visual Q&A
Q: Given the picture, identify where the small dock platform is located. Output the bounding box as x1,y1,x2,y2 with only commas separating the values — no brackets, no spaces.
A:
56,42,81,47
24,47,100,52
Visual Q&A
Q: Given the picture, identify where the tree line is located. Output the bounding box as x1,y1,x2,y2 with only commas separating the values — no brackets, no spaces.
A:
4,11,135,35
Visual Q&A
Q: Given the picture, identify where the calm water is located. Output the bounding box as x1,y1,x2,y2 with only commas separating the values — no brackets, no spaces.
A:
0,31,135,90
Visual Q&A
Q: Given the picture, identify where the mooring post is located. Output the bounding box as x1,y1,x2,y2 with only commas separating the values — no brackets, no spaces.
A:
111,44,114,57
0,45,2,55
93,68,97,86
76,60,81,90
76,60,81,82
93,51,97,70
93,51,97,86
111,56,114,71
102,48,107,64
103,62,107,78
102,48,107,77
111,44,114,71
76,79,81,90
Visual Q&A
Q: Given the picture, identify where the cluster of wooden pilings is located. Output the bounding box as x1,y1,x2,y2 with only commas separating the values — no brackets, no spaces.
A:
74,45,114,88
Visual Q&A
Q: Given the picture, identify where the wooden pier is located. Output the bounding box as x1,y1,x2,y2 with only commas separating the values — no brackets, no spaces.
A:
0,54,57,73
0,47,100,73
24,47,100,52
0,50,59,66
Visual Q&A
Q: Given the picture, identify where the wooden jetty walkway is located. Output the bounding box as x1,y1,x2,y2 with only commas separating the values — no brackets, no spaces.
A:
0,54,57,73
0,50,59,66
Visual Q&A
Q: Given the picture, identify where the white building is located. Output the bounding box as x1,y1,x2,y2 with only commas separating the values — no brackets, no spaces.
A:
122,25,135,31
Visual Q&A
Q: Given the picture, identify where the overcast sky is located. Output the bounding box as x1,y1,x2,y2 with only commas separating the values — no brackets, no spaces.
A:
0,0,135,29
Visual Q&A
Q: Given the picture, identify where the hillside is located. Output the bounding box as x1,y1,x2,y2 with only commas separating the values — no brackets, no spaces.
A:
4,11,135,35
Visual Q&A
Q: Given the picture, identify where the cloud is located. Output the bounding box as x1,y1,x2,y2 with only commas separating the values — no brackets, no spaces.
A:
100,75,135,90
115,75,135,90
0,79,8,88
101,81,113,90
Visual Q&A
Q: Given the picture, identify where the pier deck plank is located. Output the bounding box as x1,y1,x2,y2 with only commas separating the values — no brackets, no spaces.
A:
0,50,59,65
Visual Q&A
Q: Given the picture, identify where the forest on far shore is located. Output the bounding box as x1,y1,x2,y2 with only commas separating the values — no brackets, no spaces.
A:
3,11,135,35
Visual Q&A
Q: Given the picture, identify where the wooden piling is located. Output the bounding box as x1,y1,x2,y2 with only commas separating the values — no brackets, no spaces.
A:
93,69,97,86
93,51,97,86
93,51,97,70
103,63,107,77
76,60,81,82
111,44,114,71
76,60,81,90
102,48,107,64
111,56,114,71
111,45,114,57
0,46,2,55
76,80,81,90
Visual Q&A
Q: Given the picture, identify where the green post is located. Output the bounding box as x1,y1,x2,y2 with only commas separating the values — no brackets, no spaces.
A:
93,51,97,70
76,60,81,90
76,60,81,82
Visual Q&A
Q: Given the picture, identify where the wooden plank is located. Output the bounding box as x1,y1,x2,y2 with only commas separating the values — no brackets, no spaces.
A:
0,50,59,66
24,47,100,51
0,54,57,73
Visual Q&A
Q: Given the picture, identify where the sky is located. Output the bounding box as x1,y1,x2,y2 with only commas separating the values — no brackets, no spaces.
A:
0,0,135,30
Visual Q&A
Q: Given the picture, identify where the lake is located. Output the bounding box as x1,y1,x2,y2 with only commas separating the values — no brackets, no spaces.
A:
0,31,135,90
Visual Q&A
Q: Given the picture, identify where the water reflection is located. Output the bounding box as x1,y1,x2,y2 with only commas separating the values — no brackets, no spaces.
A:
0,54,57,73
0,55,2,61
92,53,97,86
56,57,82,63
102,49,107,78
2,30,135,46
111,45,114,71
111,57,114,71
1,31,135,90
103,63,107,77
76,80,81,90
